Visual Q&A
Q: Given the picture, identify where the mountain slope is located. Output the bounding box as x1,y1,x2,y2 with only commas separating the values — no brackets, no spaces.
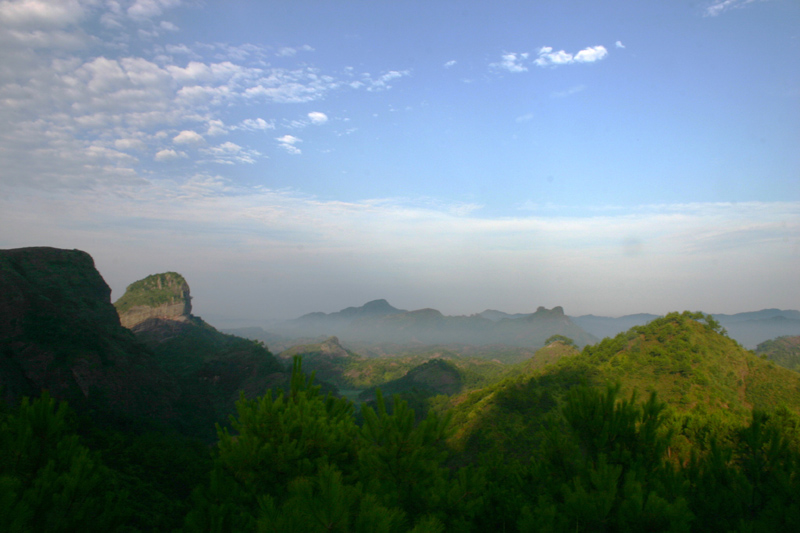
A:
756,335,800,372
445,311,800,459
113,274,287,433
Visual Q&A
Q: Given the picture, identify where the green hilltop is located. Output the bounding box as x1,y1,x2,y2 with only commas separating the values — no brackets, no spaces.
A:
114,272,190,314
443,311,800,460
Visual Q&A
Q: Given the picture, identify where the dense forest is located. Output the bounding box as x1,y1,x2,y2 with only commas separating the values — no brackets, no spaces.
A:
3,312,800,532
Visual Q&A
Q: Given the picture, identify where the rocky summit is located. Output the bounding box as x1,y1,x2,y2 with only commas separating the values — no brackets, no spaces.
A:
114,272,192,329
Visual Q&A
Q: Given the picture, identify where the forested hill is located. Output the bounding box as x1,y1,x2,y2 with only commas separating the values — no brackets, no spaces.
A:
445,311,800,460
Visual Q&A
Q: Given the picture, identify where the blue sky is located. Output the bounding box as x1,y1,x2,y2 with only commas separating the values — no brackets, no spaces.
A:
0,0,798,322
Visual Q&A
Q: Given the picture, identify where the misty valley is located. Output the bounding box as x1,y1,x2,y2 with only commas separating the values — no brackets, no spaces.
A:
2,247,800,532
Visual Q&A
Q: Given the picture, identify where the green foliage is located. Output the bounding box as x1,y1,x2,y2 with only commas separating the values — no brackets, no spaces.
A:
521,385,693,532
0,393,129,532
545,334,577,347
184,357,361,530
359,390,451,516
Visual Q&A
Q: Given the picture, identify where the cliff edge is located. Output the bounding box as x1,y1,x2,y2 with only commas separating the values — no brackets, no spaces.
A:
114,272,192,328
0,247,178,419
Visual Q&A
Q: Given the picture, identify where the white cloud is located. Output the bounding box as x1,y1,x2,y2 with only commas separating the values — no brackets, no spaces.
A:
154,148,185,161
535,45,608,67
276,134,301,145
206,119,227,136
0,0,84,29
615,41,625,49
239,118,274,130
159,20,178,31
276,134,302,154
492,52,529,73
534,47,572,67
444,60,457,68
308,111,328,125
173,130,204,145
574,45,608,63
515,113,534,123
115,138,147,151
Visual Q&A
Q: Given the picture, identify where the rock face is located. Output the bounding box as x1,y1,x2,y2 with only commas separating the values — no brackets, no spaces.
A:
114,272,192,328
0,247,178,419
114,271,287,435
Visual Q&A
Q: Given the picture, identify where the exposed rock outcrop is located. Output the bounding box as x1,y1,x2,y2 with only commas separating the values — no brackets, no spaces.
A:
114,271,287,432
114,272,192,328
0,247,178,420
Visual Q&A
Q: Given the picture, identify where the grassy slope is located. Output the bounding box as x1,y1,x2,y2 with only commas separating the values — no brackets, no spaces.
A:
443,312,800,459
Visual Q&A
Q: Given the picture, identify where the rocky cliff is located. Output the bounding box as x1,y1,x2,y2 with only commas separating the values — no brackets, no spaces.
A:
114,272,192,328
114,271,287,433
0,247,178,419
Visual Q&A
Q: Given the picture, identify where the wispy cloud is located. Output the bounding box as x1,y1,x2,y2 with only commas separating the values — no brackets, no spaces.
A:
492,52,529,73
705,0,764,17
201,142,260,164
0,2,410,192
276,134,302,155
444,60,457,68
551,85,586,98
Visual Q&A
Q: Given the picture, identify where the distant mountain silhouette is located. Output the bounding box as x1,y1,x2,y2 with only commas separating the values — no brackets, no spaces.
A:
271,302,597,348
569,313,660,339
713,310,800,348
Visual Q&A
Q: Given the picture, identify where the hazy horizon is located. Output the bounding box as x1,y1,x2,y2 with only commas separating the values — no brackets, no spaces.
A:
1,1,798,321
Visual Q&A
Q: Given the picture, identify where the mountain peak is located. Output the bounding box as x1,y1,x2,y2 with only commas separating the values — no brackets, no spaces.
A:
114,272,192,329
361,299,398,312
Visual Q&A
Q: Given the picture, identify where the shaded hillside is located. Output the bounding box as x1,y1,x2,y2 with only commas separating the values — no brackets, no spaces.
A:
445,311,800,460
277,336,360,388
358,358,463,402
756,335,800,372
221,326,291,351
514,338,581,375
114,274,287,434
0,247,178,421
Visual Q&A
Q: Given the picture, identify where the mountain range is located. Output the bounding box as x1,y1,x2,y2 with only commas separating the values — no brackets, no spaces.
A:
228,300,800,351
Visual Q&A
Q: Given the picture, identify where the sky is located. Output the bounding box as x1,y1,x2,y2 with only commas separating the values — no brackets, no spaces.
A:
0,0,798,323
